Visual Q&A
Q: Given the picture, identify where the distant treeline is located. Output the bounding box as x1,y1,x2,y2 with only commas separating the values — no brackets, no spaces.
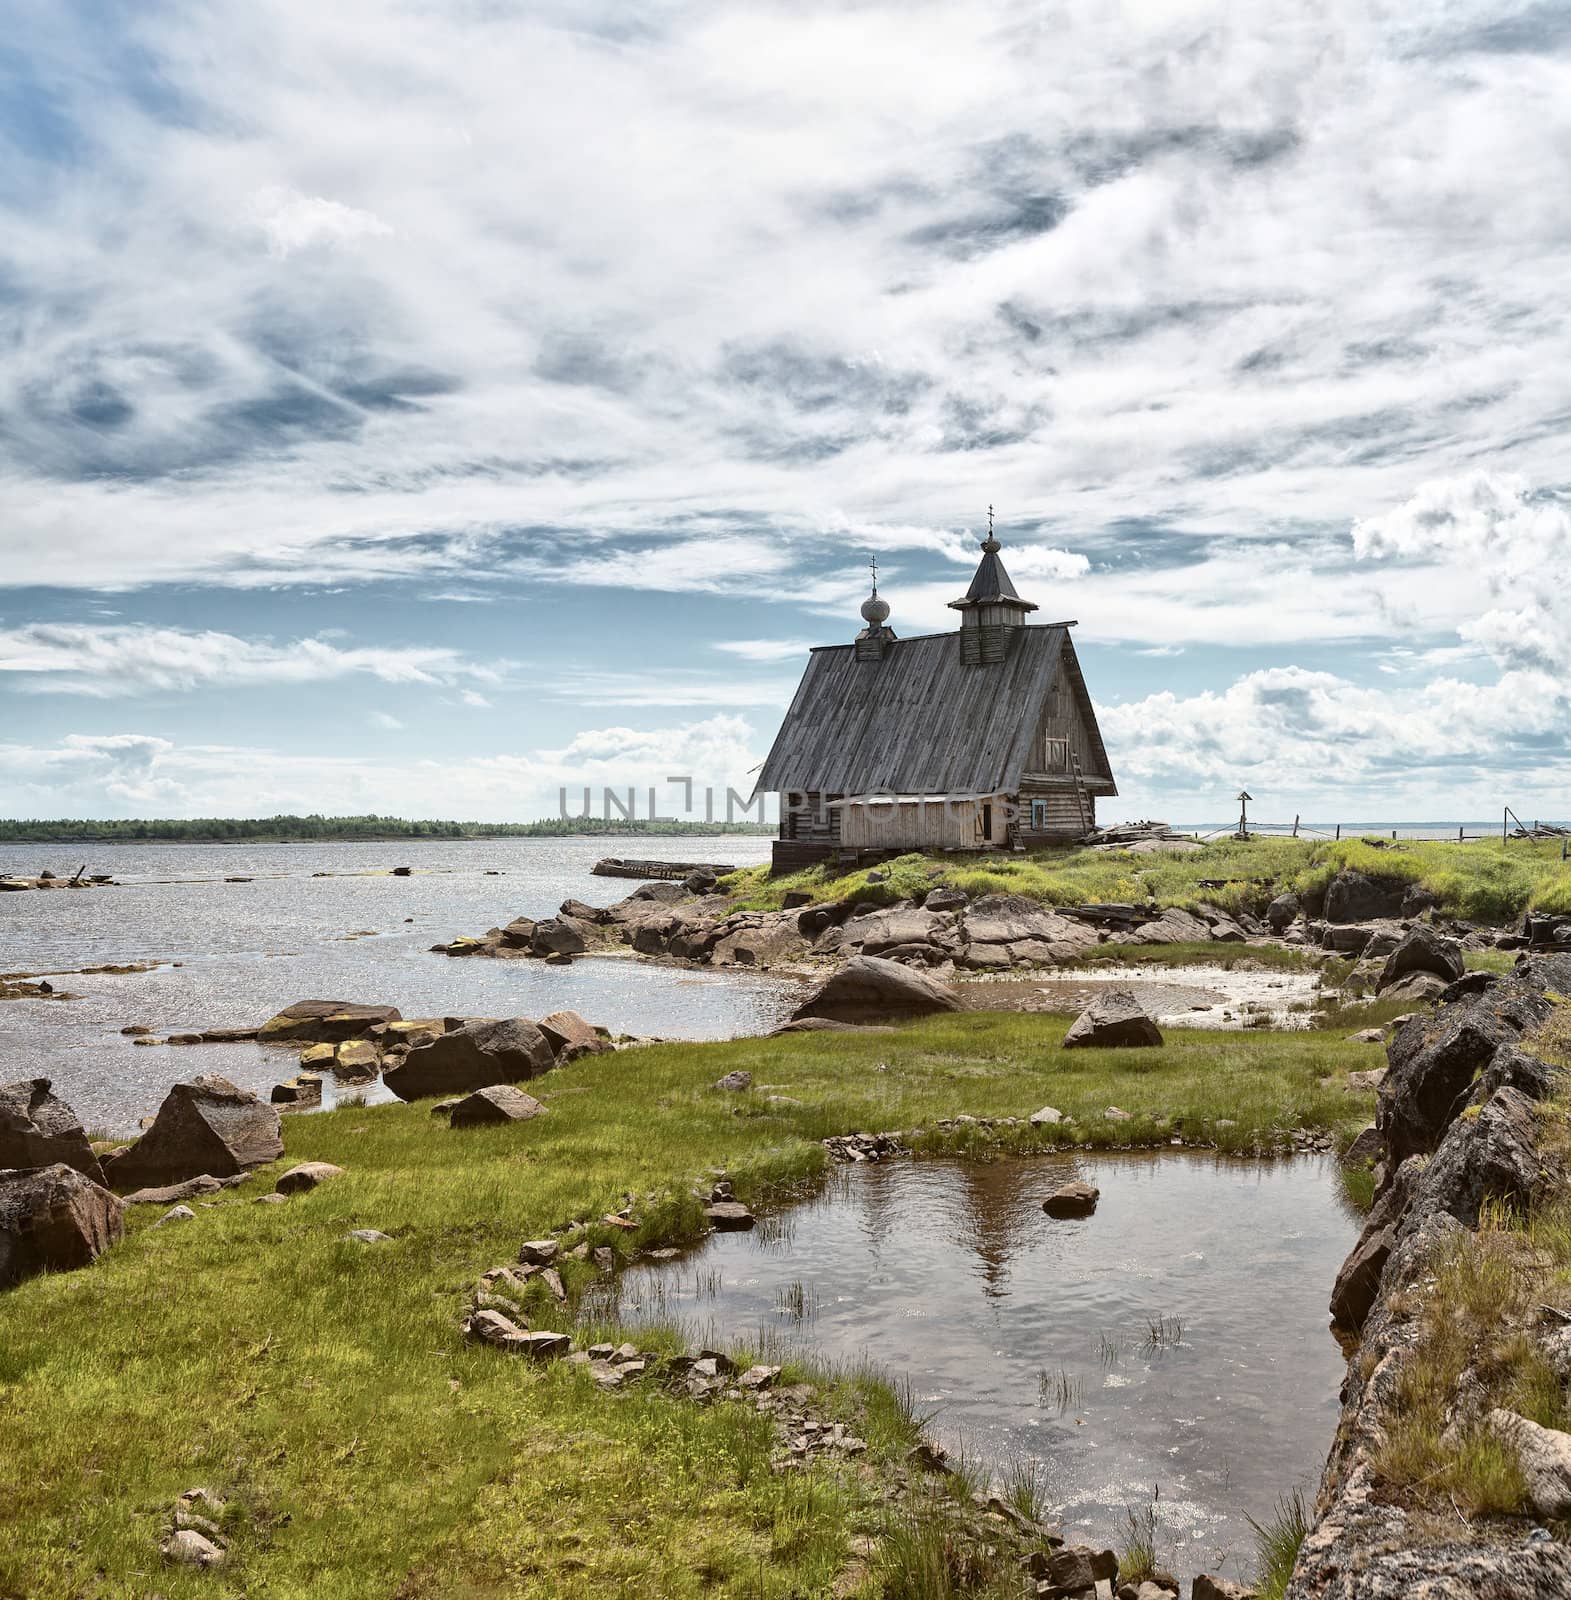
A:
0,814,776,843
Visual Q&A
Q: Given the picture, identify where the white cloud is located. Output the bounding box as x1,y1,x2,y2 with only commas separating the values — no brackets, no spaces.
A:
458,689,492,708
0,623,499,696
249,185,394,259
2,0,1569,612
714,639,817,662
369,710,404,729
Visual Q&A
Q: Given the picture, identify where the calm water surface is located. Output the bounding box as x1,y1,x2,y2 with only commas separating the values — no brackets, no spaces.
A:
0,836,789,1133
597,1153,1356,1587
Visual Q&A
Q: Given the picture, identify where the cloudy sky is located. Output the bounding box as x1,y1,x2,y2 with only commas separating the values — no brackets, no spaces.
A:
3,0,1570,824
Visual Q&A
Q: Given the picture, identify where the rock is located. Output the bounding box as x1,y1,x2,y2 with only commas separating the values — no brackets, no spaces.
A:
1265,893,1300,933
1346,1028,1384,1044
332,1039,381,1079
537,1010,605,1058
518,1330,572,1360
770,1017,882,1035
383,1016,554,1101
1193,1579,1258,1600
739,1364,780,1390
1341,1126,1381,1167
270,1075,322,1109
1489,1410,1571,1518
705,1201,756,1231
161,1529,226,1568
275,1161,344,1194
530,916,593,957
1029,1106,1064,1126
152,1203,195,1227
448,1085,547,1127
110,1076,282,1190
1044,1546,1119,1594
1379,994,1534,1172
257,1000,401,1043
0,1078,104,1182
923,887,969,912
1104,1106,1133,1122
1062,990,1163,1049
1043,1181,1099,1218
517,1239,559,1266
1132,906,1215,945
1323,870,1406,924
790,955,962,1024
957,943,1012,969
1322,926,1370,957
0,1163,125,1287
345,1228,391,1244
1377,970,1449,1005
713,1070,753,1092
383,1019,445,1052
1378,925,1465,991
122,1175,230,1206
468,1307,531,1348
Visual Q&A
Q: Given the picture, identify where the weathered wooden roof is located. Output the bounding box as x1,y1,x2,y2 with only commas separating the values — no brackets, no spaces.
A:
755,624,1116,798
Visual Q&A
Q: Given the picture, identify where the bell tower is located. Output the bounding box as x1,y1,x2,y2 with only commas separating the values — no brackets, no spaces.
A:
948,507,1037,664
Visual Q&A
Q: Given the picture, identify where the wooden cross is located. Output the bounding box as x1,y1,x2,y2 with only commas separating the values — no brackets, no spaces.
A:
868,552,879,593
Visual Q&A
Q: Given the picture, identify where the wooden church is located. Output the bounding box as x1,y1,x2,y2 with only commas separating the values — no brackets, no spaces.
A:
754,521,1117,874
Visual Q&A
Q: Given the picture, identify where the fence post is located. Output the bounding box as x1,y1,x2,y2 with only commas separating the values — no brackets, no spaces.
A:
1335,823,1341,841
1292,814,1300,838
1459,825,1464,843
1503,807,1508,844
1391,829,1397,841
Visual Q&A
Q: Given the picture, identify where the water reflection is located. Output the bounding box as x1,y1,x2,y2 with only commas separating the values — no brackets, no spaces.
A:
600,1153,1356,1587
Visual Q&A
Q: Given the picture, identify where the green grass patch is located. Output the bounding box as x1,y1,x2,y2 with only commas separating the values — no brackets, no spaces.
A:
0,1015,1381,1597
723,837,1570,926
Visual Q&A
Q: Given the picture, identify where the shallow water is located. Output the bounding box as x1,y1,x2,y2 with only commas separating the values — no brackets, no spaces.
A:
0,836,790,1133
961,963,1322,1029
593,1153,1357,1587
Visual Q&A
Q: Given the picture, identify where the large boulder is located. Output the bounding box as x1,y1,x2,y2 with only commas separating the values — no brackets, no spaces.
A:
257,1000,401,1044
110,1077,282,1190
790,955,963,1024
529,917,593,957
537,1010,606,1059
1,1163,125,1288
1265,892,1300,932
382,1017,555,1101
1062,989,1163,1049
710,910,810,967
1323,870,1406,924
0,1078,103,1182
1378,997,1538,1173
960,894,1097,958
448,1085,546,1127
1127,906,1214,945
837,906,951,956
1378,925,1465,992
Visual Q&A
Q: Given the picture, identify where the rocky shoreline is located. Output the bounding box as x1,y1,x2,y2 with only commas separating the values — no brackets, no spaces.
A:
426,861,1557,1011
1291,952,1571,1596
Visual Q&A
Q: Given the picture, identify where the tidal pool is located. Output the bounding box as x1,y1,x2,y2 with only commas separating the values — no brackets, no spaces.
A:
592,1153,1357,1588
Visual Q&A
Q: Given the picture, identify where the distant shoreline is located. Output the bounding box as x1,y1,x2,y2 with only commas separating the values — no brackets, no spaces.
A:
0,818,776,845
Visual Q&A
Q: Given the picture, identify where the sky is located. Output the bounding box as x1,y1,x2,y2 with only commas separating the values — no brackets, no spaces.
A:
2,0,1570,825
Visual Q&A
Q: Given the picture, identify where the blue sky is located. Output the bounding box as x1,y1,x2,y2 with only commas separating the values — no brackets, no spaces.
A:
2,0,1570,823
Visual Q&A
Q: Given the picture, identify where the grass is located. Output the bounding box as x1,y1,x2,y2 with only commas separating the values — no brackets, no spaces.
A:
1371,991,1571,1526
721,836,1571,926
1248,1488,1311,1600
0,1013,1381,1598
1118,1488,1162,1583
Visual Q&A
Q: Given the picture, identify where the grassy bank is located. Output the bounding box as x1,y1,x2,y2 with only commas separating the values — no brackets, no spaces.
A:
1371,1003,1571,1525
726,837,1571,924
0,1015,1380,1599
